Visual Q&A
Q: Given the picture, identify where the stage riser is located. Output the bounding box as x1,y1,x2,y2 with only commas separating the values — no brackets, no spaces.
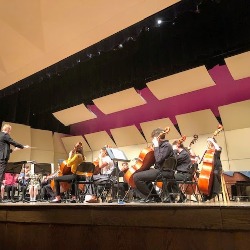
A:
1,204,250,250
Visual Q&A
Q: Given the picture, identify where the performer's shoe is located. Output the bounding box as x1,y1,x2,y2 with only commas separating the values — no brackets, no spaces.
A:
50,199,61,203
162,195,175,203
177,193,186,203
11,199,17,203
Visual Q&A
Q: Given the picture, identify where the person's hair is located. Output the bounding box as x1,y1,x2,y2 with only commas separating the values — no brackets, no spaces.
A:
75,142,84,156
101,147,108,155
151,128,165,139
172,140,184,148
2,124,11,132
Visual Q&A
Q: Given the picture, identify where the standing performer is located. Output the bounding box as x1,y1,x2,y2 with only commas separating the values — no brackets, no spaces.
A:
201,138,222,202
0,124,30,202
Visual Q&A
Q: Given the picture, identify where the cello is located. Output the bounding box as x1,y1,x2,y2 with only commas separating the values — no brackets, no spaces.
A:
198,125,224,195
124,127,170,188
50,160,71,193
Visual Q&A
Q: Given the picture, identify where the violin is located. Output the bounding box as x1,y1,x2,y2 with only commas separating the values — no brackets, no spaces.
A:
198,125,224,195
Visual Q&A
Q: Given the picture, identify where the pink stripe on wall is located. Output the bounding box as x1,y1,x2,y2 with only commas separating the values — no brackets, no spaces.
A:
70,65,250,136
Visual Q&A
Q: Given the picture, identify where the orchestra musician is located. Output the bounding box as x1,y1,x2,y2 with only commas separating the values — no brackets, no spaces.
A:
18,164,31,201
1,172,19,203
201,138,222,202
0,123,30,203
50,142,85,203
133,128,175,203
171,140,193,203
84,146,115,203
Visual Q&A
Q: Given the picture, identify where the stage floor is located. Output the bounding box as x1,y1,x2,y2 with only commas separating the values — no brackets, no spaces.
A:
1,199,250,250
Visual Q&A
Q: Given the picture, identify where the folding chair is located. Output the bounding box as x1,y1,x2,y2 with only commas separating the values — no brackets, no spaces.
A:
73,162,96,203
146,156,177,202
95,168,118,202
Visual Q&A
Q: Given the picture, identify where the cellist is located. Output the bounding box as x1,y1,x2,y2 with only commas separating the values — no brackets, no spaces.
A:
133,127,175,203
201,137,222,202
50,142,85,203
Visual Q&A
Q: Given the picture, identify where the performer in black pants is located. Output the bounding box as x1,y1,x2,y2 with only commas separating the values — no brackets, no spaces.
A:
0,124,30,202
133,127,175,203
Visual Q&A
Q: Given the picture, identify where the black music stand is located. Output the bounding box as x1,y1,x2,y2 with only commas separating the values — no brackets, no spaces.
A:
106,148,130,204
34,163,51,175
5,162,23,175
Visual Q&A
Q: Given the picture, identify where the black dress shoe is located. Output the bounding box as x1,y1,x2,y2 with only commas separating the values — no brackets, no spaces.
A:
177,193,186,203
11,199,17,203
70,199,76,203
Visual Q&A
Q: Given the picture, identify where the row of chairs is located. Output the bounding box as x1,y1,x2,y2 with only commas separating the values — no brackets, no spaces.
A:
146,157,203,203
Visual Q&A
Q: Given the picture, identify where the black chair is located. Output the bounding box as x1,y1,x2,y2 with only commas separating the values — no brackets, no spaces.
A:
146,156,177,202
166,163,202,203
95,168,118,202
73,162,96,203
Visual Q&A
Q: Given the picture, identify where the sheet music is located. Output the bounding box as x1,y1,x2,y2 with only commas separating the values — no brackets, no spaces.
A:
110,148,128,161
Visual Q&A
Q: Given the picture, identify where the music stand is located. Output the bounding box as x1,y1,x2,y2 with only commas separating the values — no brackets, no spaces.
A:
5,162,23,175
106,148,130,204
34,163,51,175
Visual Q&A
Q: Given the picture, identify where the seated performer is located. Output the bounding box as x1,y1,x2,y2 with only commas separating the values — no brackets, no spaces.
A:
1,172,19,202
84,146,115,203
133,128,175,203
28,174,41,202
171,140,193,203
50,142,85,203
18,165,31,201
40,174,55,201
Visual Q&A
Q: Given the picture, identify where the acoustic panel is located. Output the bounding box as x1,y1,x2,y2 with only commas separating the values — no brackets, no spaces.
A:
225,128,250,161
219,100,250,131
61,135,91,154
140,118,181,142
84,131,116,151
2,122,31,162
93,88,146,114
176,109,219,136
53,132,68,154
52,104,96,126
110,125,146,147
146,66,215,100
225,51,250,80
31,150,54,164
228,159,250,171
31,128,53,151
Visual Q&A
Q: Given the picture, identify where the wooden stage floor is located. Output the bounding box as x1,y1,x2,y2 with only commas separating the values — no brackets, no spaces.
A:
1,200,250,250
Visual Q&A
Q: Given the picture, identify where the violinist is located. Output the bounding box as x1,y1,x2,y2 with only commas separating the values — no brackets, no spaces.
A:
50,142,85,203
133,128,175,203
202,138,222,202
172,140,193,203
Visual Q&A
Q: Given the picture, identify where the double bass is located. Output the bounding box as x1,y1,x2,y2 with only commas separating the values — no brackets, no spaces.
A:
124,127,170,188
198,125,224,195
